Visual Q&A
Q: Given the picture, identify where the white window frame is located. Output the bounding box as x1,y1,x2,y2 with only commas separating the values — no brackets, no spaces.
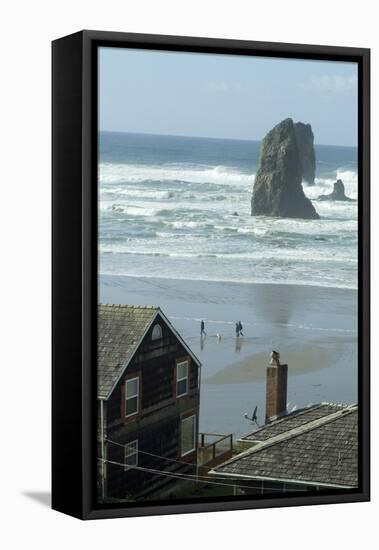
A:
125,377,139,418
124,440,138,470
176,360,189,397
181,414,196,457
152,324,163,340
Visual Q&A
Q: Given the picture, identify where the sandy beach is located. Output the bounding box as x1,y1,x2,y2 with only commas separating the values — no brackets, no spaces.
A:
99,274,357,438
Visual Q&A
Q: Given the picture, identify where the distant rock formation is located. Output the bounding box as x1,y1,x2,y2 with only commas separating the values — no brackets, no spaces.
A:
318,179,355,202
294,122,316,185
251,118,320,219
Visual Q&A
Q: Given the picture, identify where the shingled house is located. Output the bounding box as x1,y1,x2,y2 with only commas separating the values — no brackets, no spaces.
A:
98,304,201,502
209,403,358,494
209,356,358,494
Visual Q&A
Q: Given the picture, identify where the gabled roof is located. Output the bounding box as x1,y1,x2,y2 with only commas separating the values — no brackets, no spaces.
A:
98,304,201,400
210,404,358,488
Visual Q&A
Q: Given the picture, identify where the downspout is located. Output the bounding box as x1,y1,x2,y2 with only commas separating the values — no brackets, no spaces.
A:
100,399,105,500
196,362,202,480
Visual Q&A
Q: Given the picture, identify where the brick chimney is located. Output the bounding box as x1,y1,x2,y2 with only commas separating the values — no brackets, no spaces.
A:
265,352,288,422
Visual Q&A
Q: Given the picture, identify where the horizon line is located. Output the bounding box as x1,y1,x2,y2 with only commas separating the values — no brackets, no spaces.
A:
99,129,357,149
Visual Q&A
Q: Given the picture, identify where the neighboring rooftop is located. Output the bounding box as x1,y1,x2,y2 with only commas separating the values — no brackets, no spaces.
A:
241,403,347,442
211,403,358,489
98,304,159,400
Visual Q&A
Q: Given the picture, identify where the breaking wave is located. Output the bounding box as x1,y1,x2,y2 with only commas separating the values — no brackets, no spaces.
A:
98,145,358,290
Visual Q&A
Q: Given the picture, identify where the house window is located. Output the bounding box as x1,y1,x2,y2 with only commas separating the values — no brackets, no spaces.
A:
181,415,196,456
125,377,139,417
124,440,138,470
152,324,162,340
176,360,188,397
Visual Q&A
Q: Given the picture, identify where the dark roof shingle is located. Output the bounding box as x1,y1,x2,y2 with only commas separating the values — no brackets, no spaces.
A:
212,405,358,488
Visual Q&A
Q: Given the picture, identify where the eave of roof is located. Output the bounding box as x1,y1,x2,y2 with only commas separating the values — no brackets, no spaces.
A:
157,308,201,368
207,470,355,489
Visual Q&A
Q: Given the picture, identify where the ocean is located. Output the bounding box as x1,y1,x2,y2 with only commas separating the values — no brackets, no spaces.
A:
98,131,358,290
98,131,358,434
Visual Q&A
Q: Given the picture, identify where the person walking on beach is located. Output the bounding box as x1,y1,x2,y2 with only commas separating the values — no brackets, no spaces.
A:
238,321,244,336
235,322,240,337
201,320,206,337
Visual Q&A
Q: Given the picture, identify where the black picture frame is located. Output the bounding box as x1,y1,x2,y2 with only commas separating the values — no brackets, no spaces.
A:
52,30,370,520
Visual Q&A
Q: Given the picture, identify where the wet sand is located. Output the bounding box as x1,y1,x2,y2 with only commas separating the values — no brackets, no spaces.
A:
99,274,358,437
205,342,351,384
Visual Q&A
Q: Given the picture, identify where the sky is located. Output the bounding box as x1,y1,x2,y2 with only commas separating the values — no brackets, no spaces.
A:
99,47,358,146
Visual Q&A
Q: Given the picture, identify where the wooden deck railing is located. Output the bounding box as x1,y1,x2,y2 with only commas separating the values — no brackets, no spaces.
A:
197,432,233,468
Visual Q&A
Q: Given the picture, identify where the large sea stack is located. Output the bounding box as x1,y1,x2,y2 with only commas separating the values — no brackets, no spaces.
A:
294,122,316,185
251,118,319,219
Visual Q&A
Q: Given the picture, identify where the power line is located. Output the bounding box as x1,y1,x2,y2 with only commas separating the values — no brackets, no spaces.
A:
105,438,294,489
99,457,287,493
100,457,268,491
105,437,231,473
104,439,238,482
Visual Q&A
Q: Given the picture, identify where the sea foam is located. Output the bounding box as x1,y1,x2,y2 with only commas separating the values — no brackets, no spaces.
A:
98,154,358,290
99,162,253,188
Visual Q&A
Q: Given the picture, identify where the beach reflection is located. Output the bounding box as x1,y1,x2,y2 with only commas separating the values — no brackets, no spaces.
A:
235,337,243,353
200,335,205,351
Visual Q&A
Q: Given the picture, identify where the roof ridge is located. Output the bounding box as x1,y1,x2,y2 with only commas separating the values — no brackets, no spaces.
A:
98,303,159,310
242,404,323,439
240,402,348,442
216,404,358,470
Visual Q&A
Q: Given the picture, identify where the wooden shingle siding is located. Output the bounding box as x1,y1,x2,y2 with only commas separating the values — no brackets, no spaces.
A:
106,411,197,499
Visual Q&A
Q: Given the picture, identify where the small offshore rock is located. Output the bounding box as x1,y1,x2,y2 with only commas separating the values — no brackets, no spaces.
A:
318,179,355,202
